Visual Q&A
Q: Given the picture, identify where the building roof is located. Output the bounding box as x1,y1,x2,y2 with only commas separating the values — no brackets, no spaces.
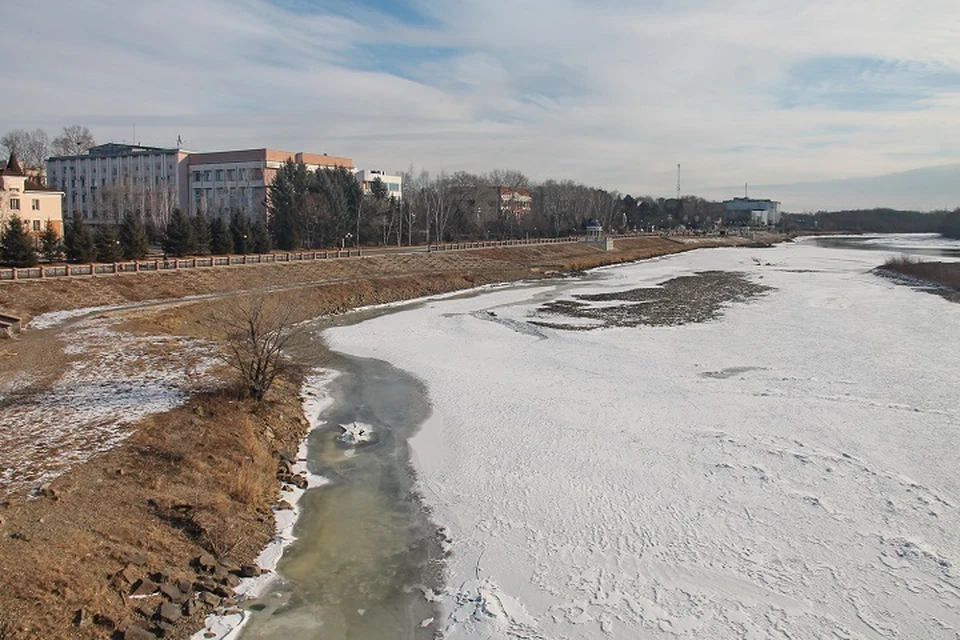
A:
1,153,25,177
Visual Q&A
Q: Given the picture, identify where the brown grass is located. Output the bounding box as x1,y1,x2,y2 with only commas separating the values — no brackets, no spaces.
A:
882,255,960,290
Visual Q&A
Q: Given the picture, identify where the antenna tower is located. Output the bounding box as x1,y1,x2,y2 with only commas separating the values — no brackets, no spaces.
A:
677,163,681,200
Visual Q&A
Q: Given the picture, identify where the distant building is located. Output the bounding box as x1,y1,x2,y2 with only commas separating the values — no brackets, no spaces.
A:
187,149,353,219
46,144,354,225
46,143,189,226
1,154,64,237
357,169,402,200
496,186,532,219
723,197,781,226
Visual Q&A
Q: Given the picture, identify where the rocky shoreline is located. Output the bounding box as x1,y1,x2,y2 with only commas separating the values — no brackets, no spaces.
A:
0,235,782,639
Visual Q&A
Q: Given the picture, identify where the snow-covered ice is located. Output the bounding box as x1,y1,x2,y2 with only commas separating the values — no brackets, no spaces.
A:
326,240,960,638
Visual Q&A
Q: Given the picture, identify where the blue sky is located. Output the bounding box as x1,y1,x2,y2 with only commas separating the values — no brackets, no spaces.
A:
3,0,960,210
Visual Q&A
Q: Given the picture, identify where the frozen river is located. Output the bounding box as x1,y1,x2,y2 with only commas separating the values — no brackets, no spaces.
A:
322,236,960,638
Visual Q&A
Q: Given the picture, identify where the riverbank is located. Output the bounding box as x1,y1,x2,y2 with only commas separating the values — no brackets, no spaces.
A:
876,256,960,302
0,234,781,639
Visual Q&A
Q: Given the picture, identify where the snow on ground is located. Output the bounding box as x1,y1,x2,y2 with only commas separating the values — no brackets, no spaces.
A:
0,315,216,497
327,240,960,638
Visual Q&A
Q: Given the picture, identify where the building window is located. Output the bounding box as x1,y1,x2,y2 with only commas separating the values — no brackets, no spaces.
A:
204,171,212,181
226,169,235,181
32,220,41,231
10,198,20,210
250,168,263,181
31,199,40,210
215,170,223,182
194,171,202,182
238,168,246,180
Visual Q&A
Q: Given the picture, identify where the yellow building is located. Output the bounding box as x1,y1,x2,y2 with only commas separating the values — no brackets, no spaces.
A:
1,154,63,237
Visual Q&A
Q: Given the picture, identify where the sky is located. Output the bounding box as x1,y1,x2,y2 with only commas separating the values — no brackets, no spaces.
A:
4,0,960,211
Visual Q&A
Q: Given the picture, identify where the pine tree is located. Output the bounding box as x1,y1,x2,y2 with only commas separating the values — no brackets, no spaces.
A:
40,220,62,262
163,208,196,257
252,218,272,254
63,212,97,263
95,224,123,263
209,216,234,255
230,210,253,254
193,211,211,255
0,215,38,267
119,211,150,259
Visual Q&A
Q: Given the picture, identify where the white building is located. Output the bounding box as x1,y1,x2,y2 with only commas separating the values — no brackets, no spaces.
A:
186,149,353,219
722,197,781,226
356,169,402,200
46,143,189,227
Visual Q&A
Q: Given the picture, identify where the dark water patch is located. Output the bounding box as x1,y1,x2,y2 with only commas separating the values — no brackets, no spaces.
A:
239,352,445,640
701,366,768,379
532,271,773,330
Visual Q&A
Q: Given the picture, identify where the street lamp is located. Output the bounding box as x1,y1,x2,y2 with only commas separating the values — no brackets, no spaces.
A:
341,232,352,250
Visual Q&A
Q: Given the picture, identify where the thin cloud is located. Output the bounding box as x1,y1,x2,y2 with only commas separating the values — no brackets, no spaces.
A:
2,0,959,209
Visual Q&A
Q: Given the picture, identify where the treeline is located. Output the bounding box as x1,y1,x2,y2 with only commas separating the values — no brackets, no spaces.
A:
784,209,948,234
265,161,726,250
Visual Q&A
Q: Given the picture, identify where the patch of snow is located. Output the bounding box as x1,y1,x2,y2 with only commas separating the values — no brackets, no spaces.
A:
0,315,217,497
337,421,376,446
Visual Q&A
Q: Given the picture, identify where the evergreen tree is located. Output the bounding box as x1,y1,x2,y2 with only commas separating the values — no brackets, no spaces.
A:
230,210,253,254
252,218,272,254
193,211,211,254
40,220,62,262
119,211,150,259
268,159,308,250
95,224,123,263
162,208,196,257
63,212,97,263
209,216,233,255
0,215,38,267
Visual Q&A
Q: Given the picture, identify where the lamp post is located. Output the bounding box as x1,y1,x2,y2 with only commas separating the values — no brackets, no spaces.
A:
341,232,352,250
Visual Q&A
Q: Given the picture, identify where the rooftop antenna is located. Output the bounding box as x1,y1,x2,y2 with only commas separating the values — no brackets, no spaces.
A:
745,183,748,198
676,163,681,200
133,123,136,146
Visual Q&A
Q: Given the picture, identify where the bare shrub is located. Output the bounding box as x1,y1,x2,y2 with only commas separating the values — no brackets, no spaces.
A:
229,463,263,505
215,295,308,401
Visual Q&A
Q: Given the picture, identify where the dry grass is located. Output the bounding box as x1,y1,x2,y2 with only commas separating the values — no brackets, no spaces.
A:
882,255,960,290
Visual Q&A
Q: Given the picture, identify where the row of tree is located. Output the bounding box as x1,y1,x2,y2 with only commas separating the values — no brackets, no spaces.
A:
1,125,95,177
0,207,277,267
263,162,728,251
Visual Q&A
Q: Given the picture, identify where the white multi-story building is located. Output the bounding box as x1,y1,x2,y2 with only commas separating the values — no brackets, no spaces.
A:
723,197,781,226
186,149,353,219
46,144,355,226
356,169,402,200
46,143,189,227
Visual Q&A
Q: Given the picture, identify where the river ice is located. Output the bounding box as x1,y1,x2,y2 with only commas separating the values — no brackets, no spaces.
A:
326,239,960,639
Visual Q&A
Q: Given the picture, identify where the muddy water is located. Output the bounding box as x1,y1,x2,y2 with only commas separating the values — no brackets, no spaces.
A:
239,345,445,639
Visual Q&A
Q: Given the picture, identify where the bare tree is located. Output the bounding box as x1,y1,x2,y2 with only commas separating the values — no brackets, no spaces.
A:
1,128,50,177
216,296,307,401
52,125,95,156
